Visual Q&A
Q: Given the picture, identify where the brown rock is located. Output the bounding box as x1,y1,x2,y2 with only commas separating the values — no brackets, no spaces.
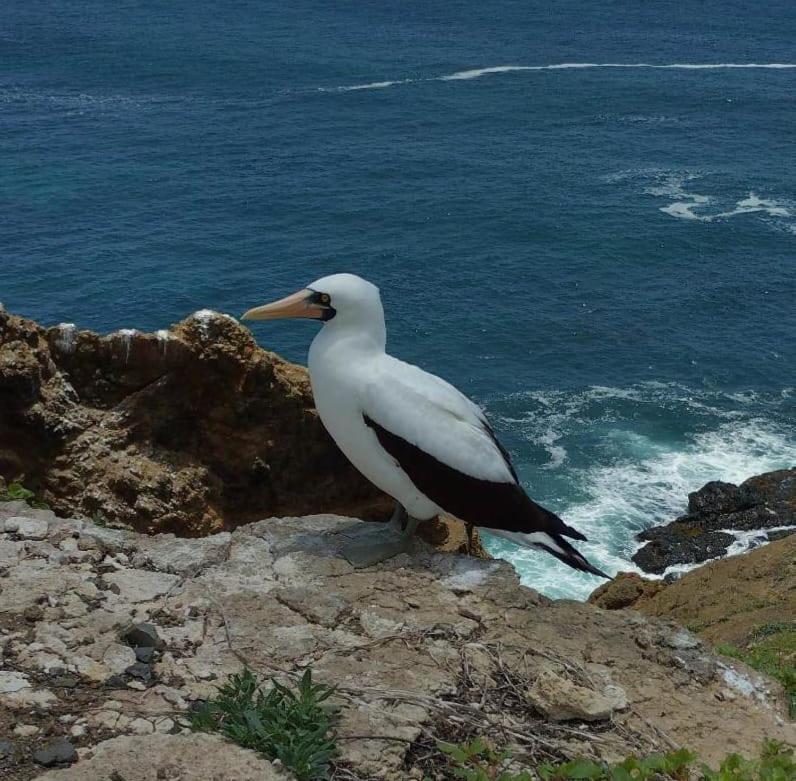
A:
630,534,796,646
588,572,665,610
0,308,392,535
527,663,618,722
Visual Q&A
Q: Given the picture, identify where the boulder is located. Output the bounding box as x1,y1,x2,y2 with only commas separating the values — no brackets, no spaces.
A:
588,572,665,610
632,468,796,574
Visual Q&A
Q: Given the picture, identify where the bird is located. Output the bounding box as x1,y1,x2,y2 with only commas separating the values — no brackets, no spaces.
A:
242,273,607,578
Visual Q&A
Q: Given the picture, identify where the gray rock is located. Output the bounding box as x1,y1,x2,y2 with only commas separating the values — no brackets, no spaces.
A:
33,733,289,780
4,516,49,540
527,664,616,722
635,468,796,574
123,622,165,650
125,662,152,682
32,737,77,766
134,645,155,663
0,739,17,758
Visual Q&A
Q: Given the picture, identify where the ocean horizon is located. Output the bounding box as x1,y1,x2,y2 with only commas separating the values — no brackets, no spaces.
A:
3,1,795,598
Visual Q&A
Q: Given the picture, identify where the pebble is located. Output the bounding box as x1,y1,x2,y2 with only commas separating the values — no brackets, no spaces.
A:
4,517,49,540
0,670,31,693
129,717,155,735
32,736,78,766
124,622,164,650
0,739,17,758
14,724,40,737
135,645,155,663
126,661,153,682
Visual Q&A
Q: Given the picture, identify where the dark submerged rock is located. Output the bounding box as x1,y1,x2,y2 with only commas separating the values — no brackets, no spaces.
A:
633,467,796,574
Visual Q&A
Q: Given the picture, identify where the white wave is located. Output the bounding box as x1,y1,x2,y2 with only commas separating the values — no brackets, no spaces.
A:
443,62,796,80
606,170,795,230
318,80,408,93
484,413,796,601
441,65,538,81
320,62,796,93
535,428,568,469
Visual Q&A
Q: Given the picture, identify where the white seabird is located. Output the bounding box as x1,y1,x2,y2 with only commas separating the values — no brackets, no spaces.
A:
242,273,607,577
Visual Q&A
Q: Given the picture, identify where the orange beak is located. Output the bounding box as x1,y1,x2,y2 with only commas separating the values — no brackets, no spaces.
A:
241,289,326,321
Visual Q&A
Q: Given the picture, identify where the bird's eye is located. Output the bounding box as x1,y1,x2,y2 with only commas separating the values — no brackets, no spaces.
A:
320,293,331,304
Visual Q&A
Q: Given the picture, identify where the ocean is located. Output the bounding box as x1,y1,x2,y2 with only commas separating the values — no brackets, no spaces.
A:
3,1,795,598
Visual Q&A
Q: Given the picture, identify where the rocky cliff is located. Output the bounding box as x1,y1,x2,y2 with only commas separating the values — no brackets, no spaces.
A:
0,307,392,535
0,501,792,781
632,468,796,574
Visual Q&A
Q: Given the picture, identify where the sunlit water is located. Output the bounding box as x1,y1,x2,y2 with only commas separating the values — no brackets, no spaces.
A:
3,1,794,598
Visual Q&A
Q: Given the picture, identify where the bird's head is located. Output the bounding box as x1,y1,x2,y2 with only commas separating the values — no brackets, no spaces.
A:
241,273,383,328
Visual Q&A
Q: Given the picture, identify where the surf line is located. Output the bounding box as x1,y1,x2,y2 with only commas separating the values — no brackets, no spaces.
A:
319,62,796,92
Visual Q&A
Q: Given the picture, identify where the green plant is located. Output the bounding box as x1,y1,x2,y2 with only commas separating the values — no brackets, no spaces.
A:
715,624,796,718
437,737,532,780
0,481,50,510
190,668,338,781
435,740,792,781
700,740,793,781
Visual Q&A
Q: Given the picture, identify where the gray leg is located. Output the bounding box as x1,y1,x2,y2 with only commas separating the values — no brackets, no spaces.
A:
388,502,408,533
337,503,422,568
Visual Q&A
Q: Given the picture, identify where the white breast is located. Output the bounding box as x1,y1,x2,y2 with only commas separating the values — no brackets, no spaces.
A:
308,329,440,519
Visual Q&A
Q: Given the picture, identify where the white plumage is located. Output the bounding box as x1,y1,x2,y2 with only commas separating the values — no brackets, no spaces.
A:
242,272,607,577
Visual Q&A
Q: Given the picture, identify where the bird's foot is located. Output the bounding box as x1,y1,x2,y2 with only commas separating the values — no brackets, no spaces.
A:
334,512,421,569
339,533,413,568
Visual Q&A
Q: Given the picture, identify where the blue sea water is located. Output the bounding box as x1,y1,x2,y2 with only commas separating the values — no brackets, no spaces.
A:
3,2,795,598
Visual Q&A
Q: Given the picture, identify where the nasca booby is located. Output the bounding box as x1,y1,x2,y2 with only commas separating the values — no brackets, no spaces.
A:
242,273,607,577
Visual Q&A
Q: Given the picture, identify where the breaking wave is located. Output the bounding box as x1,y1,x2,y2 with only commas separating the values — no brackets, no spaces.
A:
605,169,794,232
481,383,796,600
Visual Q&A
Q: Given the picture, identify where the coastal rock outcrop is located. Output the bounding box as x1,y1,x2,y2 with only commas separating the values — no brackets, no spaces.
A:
0,308,399,539
632,468,796,574
592,534,796,647
0,502,792,780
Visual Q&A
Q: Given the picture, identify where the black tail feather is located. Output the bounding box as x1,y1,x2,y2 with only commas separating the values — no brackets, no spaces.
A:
533,500,588,542
532,532,609,579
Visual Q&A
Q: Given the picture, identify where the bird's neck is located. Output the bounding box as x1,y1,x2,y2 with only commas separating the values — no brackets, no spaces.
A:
309,314,387,367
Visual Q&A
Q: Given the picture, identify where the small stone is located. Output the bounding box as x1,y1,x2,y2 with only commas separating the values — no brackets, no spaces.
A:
127,680,147,690
102,642,137,674
128,717,155,735
134,645,155,663
0,739,17,758
126,662,153,682
667,629,700,650
51,674,80,688
0,670,31,693
154,717,175,734
70,723,87,738
33,736,78,766
5,517,49,540
14,724,40,737
124,622,164,650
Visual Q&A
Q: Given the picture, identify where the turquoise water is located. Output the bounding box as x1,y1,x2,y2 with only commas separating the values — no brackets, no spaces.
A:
3,2,795,597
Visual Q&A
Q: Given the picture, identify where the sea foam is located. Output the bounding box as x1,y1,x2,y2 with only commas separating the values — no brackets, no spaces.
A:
482,384,796,601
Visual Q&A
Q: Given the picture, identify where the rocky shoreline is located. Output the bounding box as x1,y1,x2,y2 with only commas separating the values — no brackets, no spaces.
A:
1,306,794,779
632,468,796,575
0,501,792,780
